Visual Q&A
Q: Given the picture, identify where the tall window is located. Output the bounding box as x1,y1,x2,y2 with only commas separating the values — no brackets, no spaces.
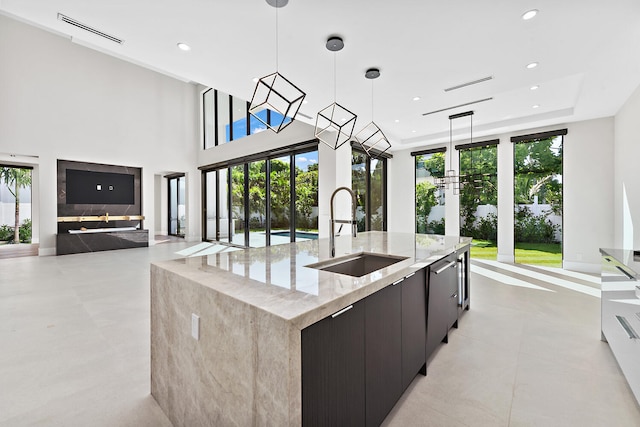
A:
512,130,564,267
203,143,319,247
412,148,445,234
458,141,498,260
351,147,388,232
203,88,287,149
168,174,185,237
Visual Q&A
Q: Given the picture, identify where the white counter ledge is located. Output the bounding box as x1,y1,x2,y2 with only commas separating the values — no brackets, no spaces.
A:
150,231,471,426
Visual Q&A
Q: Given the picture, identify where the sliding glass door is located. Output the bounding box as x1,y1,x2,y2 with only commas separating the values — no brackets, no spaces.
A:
168,174,185,237
203,146,319,247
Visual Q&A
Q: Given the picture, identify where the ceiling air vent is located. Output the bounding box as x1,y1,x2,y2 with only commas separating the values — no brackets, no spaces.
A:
422,97,493,116
57,13,124,45
444,76,493,92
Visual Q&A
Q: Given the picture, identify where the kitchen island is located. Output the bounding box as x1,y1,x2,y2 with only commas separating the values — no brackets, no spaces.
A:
151,231,471,426
600,248,640,406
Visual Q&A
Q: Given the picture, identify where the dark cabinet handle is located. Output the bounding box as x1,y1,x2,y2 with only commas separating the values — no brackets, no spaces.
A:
434,261,456,275
331,305,353,318
615,265,636,280
451,293,458,299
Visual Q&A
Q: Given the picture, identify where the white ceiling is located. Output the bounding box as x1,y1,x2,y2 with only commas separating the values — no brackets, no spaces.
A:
3,0,640,149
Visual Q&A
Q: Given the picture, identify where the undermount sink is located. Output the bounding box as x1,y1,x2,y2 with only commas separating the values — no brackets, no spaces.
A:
306,252,409,277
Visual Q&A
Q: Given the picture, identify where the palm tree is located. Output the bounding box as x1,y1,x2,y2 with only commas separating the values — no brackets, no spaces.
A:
0,167,32,243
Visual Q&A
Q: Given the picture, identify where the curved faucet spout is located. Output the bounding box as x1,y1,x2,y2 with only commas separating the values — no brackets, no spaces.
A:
329,187,358,257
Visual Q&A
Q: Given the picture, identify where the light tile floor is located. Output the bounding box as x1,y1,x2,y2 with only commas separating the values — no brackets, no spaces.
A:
1,244,639,426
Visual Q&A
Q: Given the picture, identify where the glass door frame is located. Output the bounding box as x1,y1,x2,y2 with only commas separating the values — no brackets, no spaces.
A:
167,173,186,237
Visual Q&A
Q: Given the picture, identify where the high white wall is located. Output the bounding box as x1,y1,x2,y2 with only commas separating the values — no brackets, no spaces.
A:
0,14,200,254
388,117,615,272
614,82,640,250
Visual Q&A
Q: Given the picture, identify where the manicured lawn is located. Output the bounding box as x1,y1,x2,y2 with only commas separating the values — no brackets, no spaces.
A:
515,242,562,267
470,239,562,267
470,239,497,260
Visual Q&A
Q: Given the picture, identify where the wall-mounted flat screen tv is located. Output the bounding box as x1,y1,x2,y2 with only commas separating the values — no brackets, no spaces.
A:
66,169,135,205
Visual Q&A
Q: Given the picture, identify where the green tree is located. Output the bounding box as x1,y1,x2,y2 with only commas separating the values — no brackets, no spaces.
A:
269,159,291,228
0,167,31,243
416,181,437,219
295,165,318,230
420,152,445,178
459,146,498,239
514,137,562,211
248,161,266,227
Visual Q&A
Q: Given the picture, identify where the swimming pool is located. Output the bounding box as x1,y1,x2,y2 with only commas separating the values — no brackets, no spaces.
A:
271,231,319,240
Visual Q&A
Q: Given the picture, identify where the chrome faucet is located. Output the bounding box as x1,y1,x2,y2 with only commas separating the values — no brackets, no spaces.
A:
330,187,357,257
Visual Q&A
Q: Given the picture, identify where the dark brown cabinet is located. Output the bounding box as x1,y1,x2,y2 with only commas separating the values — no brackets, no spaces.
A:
302,267,428,427
365,280,402,427
302,301,365,426
401,270,427,390
426,253,459,361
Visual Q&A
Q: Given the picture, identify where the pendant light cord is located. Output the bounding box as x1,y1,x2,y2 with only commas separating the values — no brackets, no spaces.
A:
449,117,453,170
275,5,279,71
371,80,374,121
333,52,337,102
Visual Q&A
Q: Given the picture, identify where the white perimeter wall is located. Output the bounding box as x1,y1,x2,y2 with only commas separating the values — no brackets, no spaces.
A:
0,14,200,255
388,117,615,273
614,83,640,250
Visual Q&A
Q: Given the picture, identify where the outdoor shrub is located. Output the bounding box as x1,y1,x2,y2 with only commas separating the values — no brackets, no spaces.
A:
475,213,498,241
426,218,445,235
249,217,262,230
514,206,560,243
19,218,32,243
0,224,13,242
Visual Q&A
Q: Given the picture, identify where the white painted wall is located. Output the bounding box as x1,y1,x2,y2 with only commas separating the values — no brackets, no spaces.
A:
0,14,199,254
614,83,640,250
388,117,615,272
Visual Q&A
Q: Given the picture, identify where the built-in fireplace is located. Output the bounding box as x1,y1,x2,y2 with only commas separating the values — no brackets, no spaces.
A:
56,159,148,255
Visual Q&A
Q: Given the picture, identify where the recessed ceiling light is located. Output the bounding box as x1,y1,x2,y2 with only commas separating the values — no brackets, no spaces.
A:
177,42,191,51
532,104,540,109
394,119,400,123
522,9,538,20
412,130,417,133
302,100,308,104
252,77,259,83
412,96,421,101
530,85,540,90
526,62,538,69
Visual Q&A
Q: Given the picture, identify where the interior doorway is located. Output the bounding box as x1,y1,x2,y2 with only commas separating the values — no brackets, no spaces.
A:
0,165,36,258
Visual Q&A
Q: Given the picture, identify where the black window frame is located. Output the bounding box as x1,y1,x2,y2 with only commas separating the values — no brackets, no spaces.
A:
351,144,389,232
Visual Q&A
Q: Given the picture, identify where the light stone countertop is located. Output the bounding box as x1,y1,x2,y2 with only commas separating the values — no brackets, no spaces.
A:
152,231,471,330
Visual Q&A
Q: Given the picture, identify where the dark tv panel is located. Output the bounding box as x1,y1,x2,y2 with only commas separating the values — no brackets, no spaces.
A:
66,169,135,205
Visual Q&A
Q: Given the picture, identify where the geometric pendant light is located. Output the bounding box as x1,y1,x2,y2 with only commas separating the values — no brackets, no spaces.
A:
314,36,358,150
249,0,306,133
355,68,392,158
